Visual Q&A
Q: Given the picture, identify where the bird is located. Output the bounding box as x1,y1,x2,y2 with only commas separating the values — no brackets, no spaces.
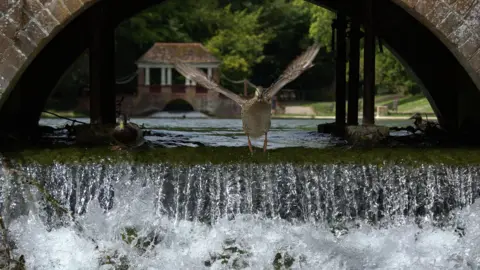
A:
173,43,321,153
409,112,431,132
409,112,443,134
111,114,145,149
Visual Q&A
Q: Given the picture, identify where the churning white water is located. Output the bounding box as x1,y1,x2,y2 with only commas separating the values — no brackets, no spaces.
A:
2,163,480,269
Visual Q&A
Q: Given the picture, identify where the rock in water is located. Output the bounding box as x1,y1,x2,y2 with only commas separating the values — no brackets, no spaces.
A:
345,125,390,146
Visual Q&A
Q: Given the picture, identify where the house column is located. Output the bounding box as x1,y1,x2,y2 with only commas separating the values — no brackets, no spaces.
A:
161,68,166,85
145,67,150,85
185,77,196,86
167,67,172,85
137,67,145,86
207,67,212,79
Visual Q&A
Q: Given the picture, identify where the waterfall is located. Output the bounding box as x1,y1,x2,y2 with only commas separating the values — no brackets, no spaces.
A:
1,162,480,269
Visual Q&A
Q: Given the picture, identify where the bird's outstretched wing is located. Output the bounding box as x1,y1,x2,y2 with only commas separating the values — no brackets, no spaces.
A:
265,43,321,99
174,62,246,106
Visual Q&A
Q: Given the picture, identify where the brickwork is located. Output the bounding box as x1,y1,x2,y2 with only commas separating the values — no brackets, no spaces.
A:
396,0,480,84
0,0,479,106
0,0,96,92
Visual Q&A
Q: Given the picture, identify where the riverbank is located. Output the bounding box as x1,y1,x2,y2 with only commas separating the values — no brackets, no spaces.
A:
272,114,437,120
40,113,430,121
41,110,86,118
295,94,434,116
6,146,480,166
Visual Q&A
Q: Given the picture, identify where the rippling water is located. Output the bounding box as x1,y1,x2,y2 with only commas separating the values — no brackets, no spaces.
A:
2,162,480,269
39,115,413,148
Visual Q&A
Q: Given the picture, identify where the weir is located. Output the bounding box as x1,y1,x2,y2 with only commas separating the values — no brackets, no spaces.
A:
1,161,480,269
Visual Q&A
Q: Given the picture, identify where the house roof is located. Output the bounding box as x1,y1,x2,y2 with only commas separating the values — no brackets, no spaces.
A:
136,43,221,65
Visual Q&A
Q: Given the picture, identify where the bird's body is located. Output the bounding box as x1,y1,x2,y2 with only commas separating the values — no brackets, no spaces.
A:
241,99,272,138
410,112,444,135
112,115,144,148
410,113,428,132
173,43,321,153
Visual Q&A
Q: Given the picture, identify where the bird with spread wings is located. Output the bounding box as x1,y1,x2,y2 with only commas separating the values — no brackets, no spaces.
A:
174,43,321,153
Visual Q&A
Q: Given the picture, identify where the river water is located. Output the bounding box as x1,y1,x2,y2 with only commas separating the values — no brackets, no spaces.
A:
2,115,477,270
39,114,412,148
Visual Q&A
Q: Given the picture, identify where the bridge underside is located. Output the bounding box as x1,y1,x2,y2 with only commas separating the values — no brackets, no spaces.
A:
0,0,479,138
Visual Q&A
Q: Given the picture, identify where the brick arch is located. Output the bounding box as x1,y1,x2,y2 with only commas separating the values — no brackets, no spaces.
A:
161,98,196,112
0,0,479,134
394,0,480,88
0,0,97,94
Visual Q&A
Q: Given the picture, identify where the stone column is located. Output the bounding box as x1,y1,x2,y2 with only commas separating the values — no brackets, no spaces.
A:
363,0,376,125
347,14,361,126
335,13,347,132
161,67,166,85
145,67,150,85
207,67,212,79
167,67,172,85
89,2,116,125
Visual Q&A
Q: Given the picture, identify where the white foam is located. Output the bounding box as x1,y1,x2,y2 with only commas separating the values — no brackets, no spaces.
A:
8,182,480,270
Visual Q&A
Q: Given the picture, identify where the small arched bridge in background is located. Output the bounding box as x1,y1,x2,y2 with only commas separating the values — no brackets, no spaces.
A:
0,0,479,137
75,42,241,117
75,86,240,118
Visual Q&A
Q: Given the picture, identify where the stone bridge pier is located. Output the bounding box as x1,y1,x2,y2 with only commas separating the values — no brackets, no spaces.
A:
0,0,478,138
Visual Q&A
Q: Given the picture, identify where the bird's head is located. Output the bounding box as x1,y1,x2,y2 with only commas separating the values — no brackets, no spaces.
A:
117,115,127,129
255,86,268,101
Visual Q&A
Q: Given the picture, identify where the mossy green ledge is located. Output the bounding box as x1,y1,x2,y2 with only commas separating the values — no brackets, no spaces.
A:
4,146,480,167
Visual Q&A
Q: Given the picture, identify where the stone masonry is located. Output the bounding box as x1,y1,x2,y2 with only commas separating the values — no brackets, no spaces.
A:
0,0,479,107
395,0,480,87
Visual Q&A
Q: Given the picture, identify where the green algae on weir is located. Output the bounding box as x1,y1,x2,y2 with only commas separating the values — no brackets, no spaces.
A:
4,146,480,166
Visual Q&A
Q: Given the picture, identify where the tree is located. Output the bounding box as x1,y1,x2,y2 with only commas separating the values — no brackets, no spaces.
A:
48,0,421,111
292,0,335,51
206,5,275,80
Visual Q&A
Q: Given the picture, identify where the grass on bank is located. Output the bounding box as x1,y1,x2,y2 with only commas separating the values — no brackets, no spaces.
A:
5,146,480,166
299,95,434,116
41,110,87,118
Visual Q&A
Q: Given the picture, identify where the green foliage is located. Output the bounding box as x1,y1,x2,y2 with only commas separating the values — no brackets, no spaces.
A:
206,5,275,78
291,0,335,50
49,0,420,109
374,48,418,95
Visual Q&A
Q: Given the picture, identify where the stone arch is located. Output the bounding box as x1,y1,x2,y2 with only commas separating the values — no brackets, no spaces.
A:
0,0,479,134
162,98,195,112
392,0,480,89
